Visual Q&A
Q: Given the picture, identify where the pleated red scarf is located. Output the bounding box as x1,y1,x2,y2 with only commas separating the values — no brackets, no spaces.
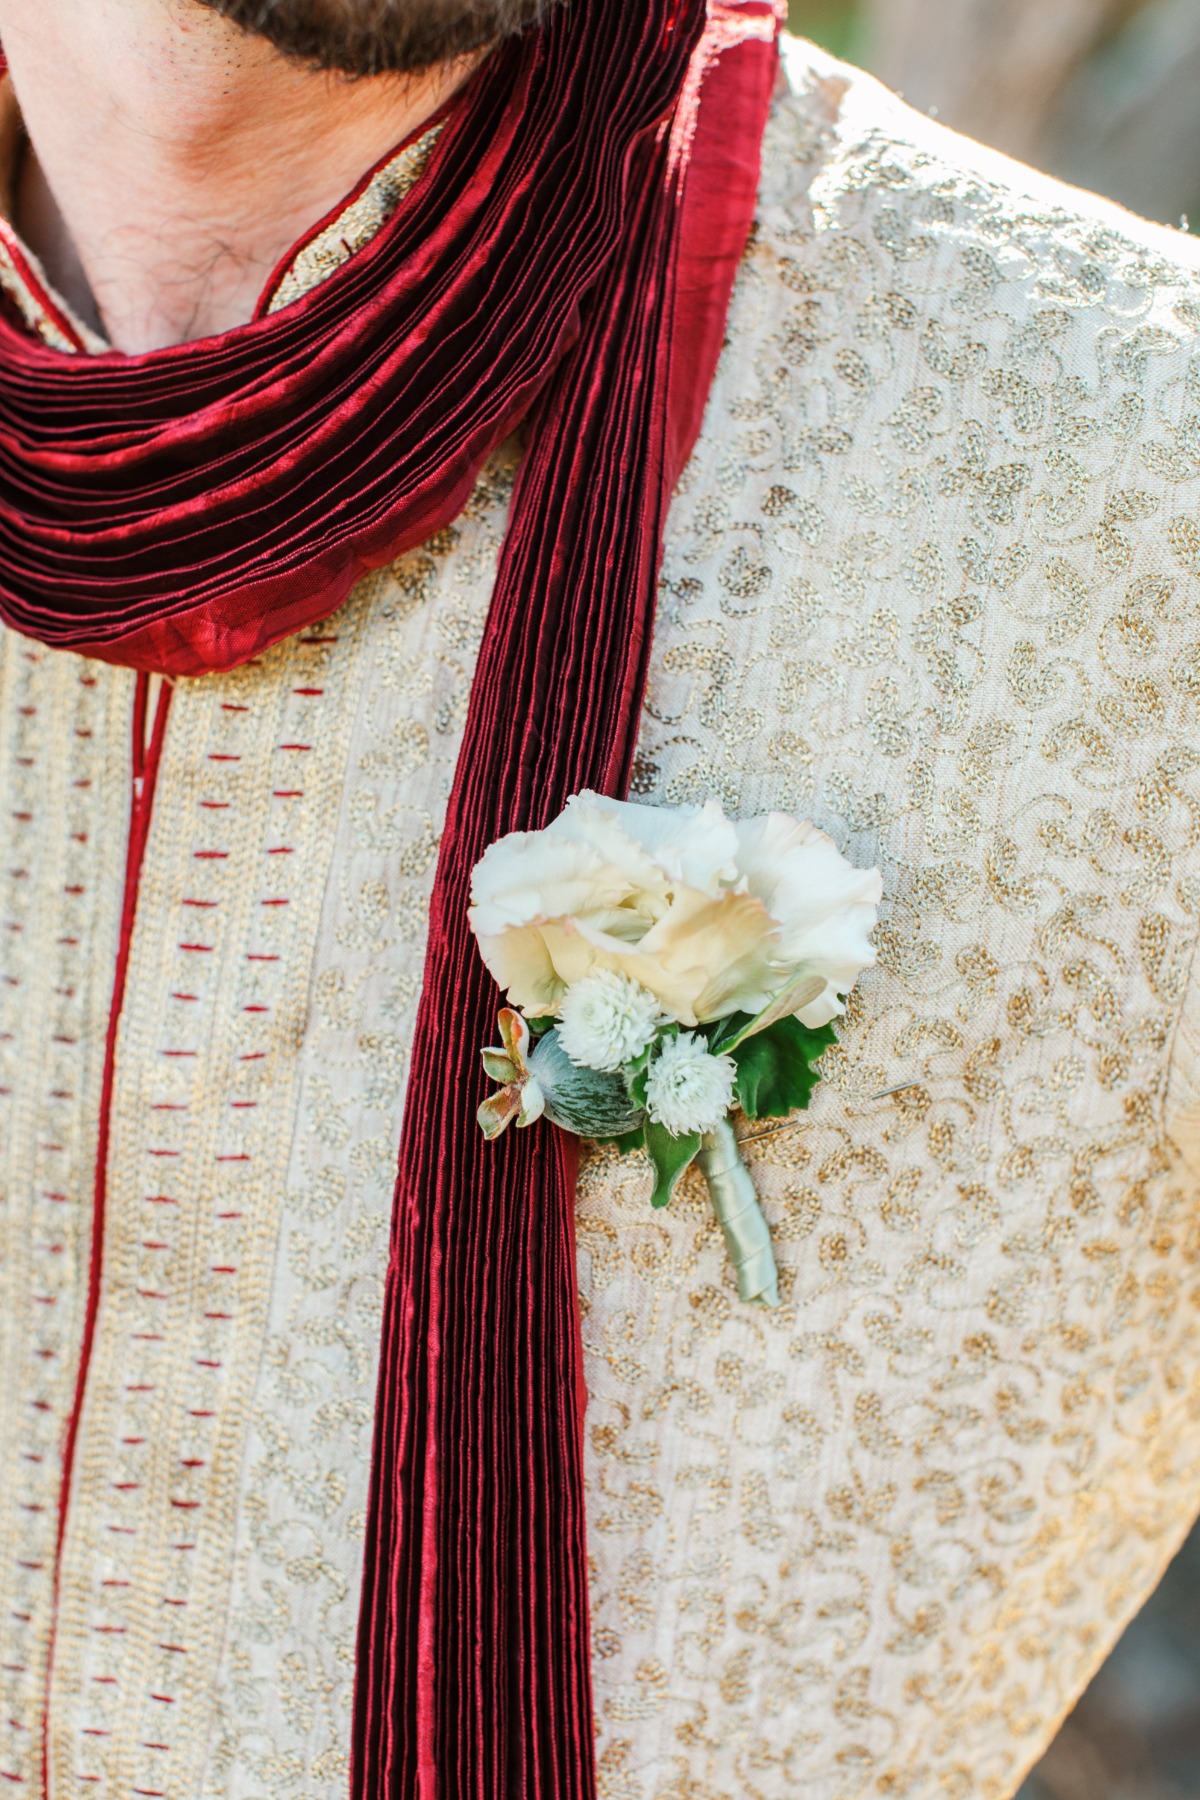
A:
0,1,781,1789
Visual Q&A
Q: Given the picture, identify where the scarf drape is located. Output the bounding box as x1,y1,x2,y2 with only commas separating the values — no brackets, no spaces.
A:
0,2,781,1789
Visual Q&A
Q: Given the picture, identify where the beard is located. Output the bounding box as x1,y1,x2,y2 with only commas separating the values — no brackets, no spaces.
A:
192,0,564,77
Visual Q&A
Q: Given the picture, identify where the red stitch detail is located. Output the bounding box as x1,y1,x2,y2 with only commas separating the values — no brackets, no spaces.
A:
246,954,279,963
178,944,213,954
193,851,228,862
292,687,325,696
278,743,312,752
272,790,303,798
148,1696,175,1705
170,994,199,1002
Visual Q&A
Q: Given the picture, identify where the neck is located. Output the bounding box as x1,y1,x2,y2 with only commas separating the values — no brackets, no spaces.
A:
0,0,476,353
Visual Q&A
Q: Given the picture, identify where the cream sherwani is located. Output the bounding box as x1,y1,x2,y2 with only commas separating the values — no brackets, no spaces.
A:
2,36,1200,1800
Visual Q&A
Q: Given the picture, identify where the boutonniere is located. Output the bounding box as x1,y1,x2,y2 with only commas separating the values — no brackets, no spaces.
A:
468,792,882,1308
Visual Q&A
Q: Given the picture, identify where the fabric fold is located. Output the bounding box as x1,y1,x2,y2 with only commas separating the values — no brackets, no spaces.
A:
0,3,781,1790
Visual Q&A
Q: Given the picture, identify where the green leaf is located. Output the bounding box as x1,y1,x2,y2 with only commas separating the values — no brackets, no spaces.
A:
526,1014,555,1038
598,1126,645,1155
481,1049,517,1084
731,1014,837,1119
644,1119,701,1207
710,972,827,1053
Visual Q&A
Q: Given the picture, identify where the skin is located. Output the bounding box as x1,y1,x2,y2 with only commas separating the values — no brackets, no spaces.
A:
0,0,482,351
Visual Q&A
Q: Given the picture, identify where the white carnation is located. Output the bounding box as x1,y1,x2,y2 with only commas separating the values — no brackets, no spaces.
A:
469,791,882,1030
645,1032,736,1137
557,969,664,1072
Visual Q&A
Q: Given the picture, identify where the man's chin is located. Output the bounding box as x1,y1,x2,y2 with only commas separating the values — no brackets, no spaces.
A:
191,0,563,77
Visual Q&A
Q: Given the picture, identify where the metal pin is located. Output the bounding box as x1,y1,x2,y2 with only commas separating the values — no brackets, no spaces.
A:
865,1079,926,1101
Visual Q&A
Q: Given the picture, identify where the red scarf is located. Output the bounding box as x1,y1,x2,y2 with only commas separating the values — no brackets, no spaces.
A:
0,3,780,1789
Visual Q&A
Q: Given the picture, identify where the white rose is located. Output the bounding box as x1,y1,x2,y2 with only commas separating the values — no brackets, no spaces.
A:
469,791,881,1029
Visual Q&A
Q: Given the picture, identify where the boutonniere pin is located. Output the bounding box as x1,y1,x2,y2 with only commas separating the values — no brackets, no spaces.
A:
468,793,882,1308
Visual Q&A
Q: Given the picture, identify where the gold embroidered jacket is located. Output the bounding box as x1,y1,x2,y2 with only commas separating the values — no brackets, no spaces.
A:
2,36,1200,1800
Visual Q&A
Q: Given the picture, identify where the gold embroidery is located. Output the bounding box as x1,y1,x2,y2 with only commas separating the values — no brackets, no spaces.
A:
3,34,1200,1800
265,125,444,316
47,617,372,1795
204,446,517,1797
0,644,131,1794
579,41,1200,1799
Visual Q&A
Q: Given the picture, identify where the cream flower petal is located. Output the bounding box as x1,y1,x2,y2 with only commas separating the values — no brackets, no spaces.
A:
548,797,674,903
567,791,740,895
469,831,631,936
468,794,881,1033
734,814,882,1025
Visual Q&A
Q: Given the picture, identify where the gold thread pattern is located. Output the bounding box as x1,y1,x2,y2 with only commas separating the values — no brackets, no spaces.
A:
46,618,372,1795
0,644,132,1793
1,33,1200,1800
579,40,1200,1800
264,124,444,317
201,449,518,1798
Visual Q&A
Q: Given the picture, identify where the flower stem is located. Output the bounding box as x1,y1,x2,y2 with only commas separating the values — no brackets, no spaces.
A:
697,1117,781,1308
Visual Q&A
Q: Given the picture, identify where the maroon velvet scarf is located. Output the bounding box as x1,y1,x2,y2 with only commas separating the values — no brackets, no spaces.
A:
0,2,780,1789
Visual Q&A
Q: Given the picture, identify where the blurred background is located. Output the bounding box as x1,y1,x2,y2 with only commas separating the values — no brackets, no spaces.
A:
784,2,1200,1794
